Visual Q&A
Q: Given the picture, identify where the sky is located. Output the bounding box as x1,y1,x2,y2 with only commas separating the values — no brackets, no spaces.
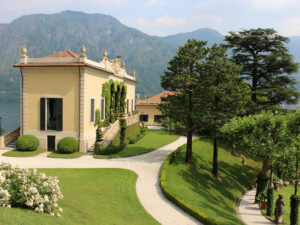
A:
0,0,300,37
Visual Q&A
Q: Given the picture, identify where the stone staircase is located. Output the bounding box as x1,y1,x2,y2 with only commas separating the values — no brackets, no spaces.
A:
86,124,114,155
5,139,17,149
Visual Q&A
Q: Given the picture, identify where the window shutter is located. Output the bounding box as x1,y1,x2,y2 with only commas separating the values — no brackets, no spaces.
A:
56,98,63,131
40,98,46,130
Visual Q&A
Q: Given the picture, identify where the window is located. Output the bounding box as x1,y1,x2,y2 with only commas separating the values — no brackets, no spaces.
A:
140,114,148,122
154,115,164,123
131,99,133,112
90,99,95,122
101,98,105,121
40,98,63,131
127,99,129,114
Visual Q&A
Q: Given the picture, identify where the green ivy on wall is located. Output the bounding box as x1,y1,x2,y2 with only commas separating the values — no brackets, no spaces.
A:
102,79,127,125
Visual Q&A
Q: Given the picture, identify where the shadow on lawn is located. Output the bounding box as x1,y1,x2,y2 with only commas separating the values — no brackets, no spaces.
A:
170,138,257,224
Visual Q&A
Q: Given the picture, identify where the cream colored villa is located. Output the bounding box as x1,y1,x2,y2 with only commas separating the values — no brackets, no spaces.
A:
14,45,137,153
136,91,176,126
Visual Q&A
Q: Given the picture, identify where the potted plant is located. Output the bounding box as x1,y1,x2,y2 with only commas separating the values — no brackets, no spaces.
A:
273,177,281,191
257,192,268,209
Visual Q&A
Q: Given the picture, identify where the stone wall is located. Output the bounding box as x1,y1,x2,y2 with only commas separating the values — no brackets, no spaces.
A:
126,114,139,127
0,127,20,149
103,120,120,147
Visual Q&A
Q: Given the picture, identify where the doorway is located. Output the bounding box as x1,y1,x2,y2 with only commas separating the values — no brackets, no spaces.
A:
47,136,55,151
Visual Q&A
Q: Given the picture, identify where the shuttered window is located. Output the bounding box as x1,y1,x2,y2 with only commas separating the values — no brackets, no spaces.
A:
90,99,95,122
40,98,63,131
40,98,46,130
127,99,129,114
131,99,133,112
101,98,105,121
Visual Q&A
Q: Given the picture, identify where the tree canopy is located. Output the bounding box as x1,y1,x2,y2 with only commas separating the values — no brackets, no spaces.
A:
224,28,299,111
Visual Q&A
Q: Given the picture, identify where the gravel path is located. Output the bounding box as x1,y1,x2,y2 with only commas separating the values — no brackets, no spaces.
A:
0,136,201,225
238,189,274,225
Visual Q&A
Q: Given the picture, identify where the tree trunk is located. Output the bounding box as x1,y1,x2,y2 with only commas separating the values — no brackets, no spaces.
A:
255,158,271,202
295,146,299,196
185,91,193,165
213,137,218,176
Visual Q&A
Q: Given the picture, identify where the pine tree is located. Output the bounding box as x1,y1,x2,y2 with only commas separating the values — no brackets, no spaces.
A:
224,28,299,111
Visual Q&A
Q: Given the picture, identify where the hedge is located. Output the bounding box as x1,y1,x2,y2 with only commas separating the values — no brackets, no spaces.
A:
16,135,39,151
160,141,219,225
110,122,141,146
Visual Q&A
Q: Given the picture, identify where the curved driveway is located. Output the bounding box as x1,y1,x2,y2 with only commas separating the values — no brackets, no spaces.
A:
0,136,201,225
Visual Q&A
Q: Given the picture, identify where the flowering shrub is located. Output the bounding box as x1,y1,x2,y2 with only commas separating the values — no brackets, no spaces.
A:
0,162,63,217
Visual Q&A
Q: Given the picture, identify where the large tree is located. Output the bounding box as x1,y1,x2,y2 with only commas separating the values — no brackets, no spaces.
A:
224,28,299,110
221,111,287,204
160,39,210,164
194,44,251,176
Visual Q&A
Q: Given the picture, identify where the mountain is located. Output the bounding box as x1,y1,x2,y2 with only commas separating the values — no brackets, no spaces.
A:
0,11,299,102
0,10,177,101
158,28,223,47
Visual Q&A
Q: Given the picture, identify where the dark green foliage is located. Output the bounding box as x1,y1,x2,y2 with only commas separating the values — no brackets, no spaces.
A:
94,109,100,127
290,195,300,225
224,28,299,111
57,137,78,154
110,123,141,147
120,128,125,143
96,142,127,155
16,135,39,151
94,142,103,153
255,175,269,202
102,80,127,125
267,188,274,216
160,39,250,169
119,119,127,128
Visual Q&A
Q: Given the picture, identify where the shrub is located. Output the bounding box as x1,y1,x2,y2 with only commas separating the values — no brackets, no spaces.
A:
16,135,39,151
94,142,103,155
57,137,78,154
0,162,63,217
99,142,126,155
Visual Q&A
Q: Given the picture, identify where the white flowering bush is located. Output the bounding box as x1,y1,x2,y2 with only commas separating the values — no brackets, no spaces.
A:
0,162,63,217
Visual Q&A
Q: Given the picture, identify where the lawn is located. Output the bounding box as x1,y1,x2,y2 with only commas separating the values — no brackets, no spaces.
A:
0,168,159,225
262,184,299,224
47,152,84,158
2,149,46,157
161,137,261,225
94,129,179,158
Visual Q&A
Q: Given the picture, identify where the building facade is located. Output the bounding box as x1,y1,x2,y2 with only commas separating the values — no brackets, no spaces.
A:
14,46,136,153
135,91,176,126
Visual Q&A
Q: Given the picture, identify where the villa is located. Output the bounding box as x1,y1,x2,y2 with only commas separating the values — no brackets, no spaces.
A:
13,45,137,153
135,91,176,126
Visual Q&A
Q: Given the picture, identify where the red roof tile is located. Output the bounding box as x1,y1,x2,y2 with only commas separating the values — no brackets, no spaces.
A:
43,51,79,58
146,91,177,100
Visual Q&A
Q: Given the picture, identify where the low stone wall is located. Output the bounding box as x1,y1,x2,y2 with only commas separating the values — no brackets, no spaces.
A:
103,120,120,147
0,127,20,149
102,114,140,147
126,114,139,127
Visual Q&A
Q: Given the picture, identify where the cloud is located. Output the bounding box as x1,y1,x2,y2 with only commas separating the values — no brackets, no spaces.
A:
144,0,166,6
250,0,297,9
137,14,186,28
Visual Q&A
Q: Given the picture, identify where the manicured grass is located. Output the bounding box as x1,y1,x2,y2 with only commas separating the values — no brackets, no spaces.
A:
47,152,84,158
162,137,261,225
2,149,46,157
262,185,299,224
95,129,179,159
0,168,159,225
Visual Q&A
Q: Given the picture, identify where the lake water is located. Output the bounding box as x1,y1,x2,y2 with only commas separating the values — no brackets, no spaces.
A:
0,101,20,135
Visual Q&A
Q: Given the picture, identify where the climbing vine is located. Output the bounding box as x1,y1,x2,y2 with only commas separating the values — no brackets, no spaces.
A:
102,79,127,125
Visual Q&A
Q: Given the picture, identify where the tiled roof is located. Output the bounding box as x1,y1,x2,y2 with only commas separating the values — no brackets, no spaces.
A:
43,51,79,58
147,91,177,100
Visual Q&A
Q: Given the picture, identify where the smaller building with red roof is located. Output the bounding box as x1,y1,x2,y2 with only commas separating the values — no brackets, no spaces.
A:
135,91,176,125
